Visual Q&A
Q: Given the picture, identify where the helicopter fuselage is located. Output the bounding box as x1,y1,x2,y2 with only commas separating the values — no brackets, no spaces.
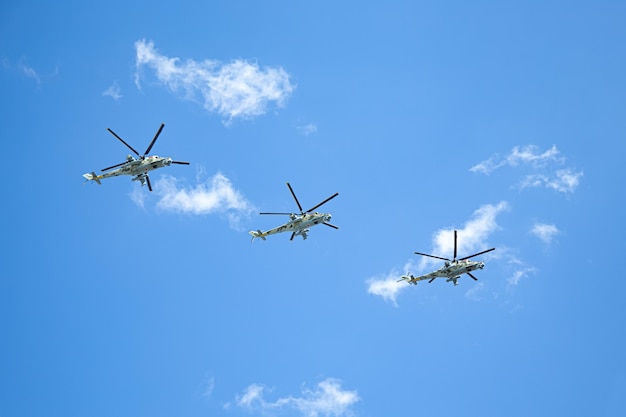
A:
438,259,485,278
249,212,332,240
101,155,173,179
400,259,487,286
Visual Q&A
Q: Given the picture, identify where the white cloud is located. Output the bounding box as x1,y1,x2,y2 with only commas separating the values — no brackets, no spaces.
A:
550,169,583,193
134,39,295,124
505,144,563,167
233,378,359,417
102,81,122,100
470,145,582,193
237,383,266,408
530,222,559,244
153,172,254,229
366,274,406,307
429,201,508,264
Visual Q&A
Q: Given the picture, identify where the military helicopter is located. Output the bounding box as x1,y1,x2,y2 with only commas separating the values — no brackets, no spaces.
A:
82,123,189,191
398,230,495,286
249,182,339,241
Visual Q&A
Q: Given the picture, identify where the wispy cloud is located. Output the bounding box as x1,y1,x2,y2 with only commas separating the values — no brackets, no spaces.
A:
231,378,359,417
102,81,122,100
366,271,407,307
4,58,57,85
470,145,563,174
530,222,559,244
202,376,216,399
470,145,583,193
129,187,147,209
134,39,295,125
519,169,583,193
20,63,41,84
297,123,318,136
465,282,486,301
506,265,537,290
153,172,255,229
367,202,507,305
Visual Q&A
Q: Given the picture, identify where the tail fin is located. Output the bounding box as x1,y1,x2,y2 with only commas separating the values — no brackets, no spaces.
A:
248,230,266,241
397,274,417,285
83,172,102,185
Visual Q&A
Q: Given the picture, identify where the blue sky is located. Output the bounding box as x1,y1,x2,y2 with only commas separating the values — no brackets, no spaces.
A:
1,1,625,416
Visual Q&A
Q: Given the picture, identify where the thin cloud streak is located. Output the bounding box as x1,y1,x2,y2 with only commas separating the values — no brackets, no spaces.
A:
202,376,216,399
232,378,359,417
297,123,318,136
507,266,537,290
465,282,486,301
20,63,41,84
102,81,122,100
470,145,563,174
134,39,295,124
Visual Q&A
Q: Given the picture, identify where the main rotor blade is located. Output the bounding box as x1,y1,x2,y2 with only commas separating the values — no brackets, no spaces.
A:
453,230,457,260
107,128,140,156
101,161,127,171
171,161,190,165
306,192,339,213
290,232,296,241
414,252,450,261
146,175,153,192
458,247,495,261
466,272,478,281
323,222,339,229
259,212,293,215
286,182,303,213
428,277,437,283
143,123,165,157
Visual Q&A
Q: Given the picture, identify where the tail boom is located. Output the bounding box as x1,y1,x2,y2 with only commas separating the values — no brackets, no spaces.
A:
397,274,418,285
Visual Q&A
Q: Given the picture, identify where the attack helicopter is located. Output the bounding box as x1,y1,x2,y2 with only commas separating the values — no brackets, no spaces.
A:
249,182,339,241
398,230,495,286
82,123,189,191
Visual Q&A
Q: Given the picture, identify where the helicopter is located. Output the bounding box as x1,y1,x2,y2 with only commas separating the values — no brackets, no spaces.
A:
249,182,339,241
398,230,495,286
82,123,189,192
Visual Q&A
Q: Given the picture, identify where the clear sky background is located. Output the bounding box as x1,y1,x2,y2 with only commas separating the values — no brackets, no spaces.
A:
1,1,625,416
